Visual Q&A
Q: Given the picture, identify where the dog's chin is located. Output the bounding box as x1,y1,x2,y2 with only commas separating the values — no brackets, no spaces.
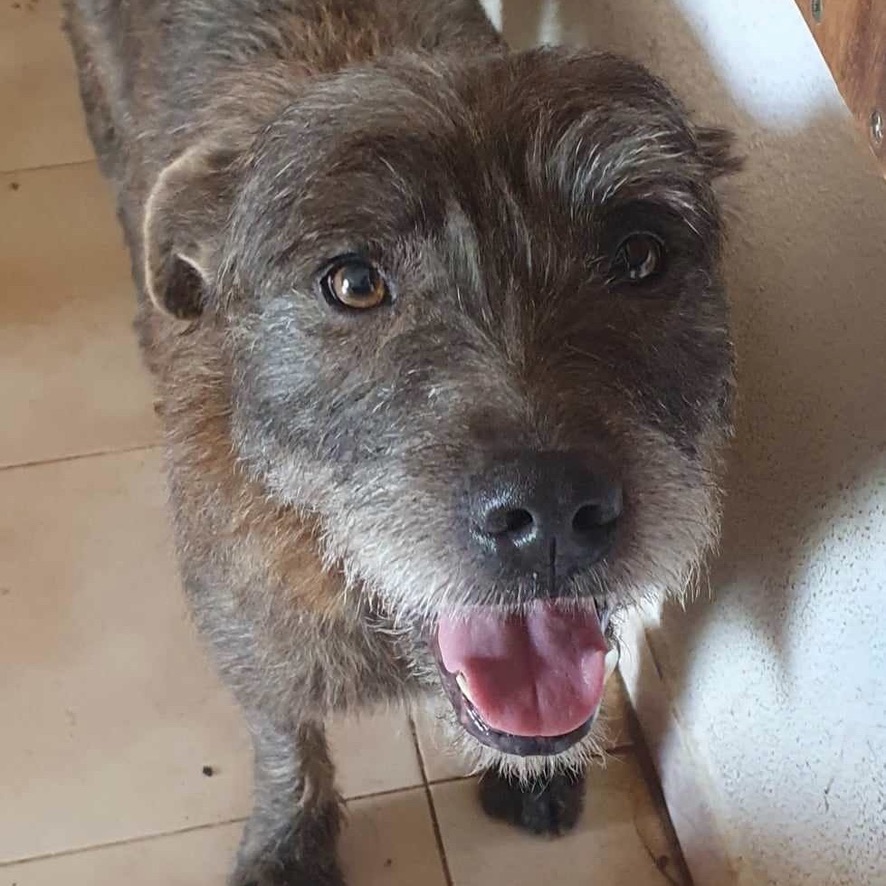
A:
426,600,619,761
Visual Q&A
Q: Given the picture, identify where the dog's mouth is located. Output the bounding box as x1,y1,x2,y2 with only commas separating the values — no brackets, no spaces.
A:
432,600,617,757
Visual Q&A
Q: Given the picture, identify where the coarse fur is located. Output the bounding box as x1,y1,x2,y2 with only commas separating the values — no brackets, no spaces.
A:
63,1,739,882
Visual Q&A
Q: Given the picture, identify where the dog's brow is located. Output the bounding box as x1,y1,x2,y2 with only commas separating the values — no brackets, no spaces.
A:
542,113,701,214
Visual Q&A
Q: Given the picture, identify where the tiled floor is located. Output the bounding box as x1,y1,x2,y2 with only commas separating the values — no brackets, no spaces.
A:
0,3,689,884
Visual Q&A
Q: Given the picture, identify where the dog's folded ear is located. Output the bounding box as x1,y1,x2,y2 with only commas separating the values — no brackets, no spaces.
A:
694,126,744,179
143,142,240,319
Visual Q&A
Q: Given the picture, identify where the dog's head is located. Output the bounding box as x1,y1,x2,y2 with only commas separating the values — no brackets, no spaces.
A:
145,48,738,774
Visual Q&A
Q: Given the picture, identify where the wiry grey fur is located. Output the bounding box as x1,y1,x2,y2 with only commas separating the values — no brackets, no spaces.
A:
63,1,738,882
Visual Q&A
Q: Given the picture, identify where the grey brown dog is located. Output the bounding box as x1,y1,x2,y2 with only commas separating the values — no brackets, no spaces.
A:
64,1,738,882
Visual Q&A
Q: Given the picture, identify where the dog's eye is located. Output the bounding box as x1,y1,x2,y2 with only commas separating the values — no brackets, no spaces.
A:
611,233,665,283
321,258,389,310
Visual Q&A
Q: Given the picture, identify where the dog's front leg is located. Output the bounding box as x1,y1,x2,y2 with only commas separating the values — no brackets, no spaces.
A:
232,715,344,886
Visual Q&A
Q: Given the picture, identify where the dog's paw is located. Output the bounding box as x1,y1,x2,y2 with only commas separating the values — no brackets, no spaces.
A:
232,799,344,886
230,860,345,886
230,846,344,886
478,768,585,837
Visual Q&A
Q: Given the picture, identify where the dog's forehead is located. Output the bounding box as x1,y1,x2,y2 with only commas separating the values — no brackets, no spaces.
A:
233,50,717,293
255,48,701,204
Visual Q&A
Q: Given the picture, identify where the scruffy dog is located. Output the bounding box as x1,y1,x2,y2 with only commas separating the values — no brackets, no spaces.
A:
65,1,738,882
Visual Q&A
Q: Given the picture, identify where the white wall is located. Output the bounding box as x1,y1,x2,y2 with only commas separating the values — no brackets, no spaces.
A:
487,1,886,883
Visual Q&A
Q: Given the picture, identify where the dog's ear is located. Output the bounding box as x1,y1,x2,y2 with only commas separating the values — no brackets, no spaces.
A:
143,142,240,319
695,126,744,179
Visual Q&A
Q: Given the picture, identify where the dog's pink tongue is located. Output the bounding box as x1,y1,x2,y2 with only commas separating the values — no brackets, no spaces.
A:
437,602,608,738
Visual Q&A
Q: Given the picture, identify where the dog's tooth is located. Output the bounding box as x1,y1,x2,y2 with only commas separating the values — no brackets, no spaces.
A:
604,646,620,683
455,671,475,704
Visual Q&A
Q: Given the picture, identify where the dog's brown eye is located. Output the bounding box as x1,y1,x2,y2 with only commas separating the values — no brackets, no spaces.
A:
322,258,388,310
612,233,664,283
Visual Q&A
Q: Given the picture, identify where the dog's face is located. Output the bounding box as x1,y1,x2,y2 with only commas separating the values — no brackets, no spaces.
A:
146,48,737,774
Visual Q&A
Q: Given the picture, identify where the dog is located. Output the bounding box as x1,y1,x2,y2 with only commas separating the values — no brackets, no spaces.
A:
64,1,739,882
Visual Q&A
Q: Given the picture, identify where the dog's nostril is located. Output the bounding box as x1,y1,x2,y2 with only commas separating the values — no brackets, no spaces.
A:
485,506,534,538
572,504,612,533
503,508,534,534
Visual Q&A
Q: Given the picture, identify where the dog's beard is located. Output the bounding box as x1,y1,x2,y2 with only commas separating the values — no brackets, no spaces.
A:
419,701,611,784
265,421,725,772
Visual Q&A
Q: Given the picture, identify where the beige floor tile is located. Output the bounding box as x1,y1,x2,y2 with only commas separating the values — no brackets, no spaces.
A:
414,672,635,783
0,822,240,886
340,788,447,886
2,789,447,886
0,163,159,467
0,449,428,862
0,0,93,172
431,751,688,886
411,696,471,782
329,706,424,799
0,449,253,863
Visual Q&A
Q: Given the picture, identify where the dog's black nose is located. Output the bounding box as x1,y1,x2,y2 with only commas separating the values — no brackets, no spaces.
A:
470,452,623,578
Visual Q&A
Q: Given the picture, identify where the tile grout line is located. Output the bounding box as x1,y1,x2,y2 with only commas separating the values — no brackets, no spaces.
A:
0,442,162,473
408,714,456,886
0,782,447,870
1,157,96,178
345,782,437,804
0,816,248,869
